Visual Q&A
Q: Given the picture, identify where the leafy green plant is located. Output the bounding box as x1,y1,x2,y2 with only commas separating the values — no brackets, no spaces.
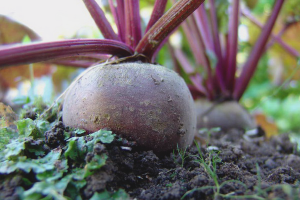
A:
0,108,119,200
0,123,17,149
173,144,189,168
198,127,221,145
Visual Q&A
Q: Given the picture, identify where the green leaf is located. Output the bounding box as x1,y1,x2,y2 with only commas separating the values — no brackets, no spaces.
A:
73,129,86,135
64,179,86,200
4,139,26,160
64,140,77,160
0,127,17,149
26,140,45,157
0,149,61,174
89,129,115,144
16,118,49,139
13,96,31,105
65,129,114,161
64,137,87,161
17,118,36,137
0,160,18,174
210,127,221,132
205,49,218,70
36,159,68,181
90,191,110,200
91,189,130,200
84,154,107,178
35,120,50,135
22,175,72,200
36,170,64,182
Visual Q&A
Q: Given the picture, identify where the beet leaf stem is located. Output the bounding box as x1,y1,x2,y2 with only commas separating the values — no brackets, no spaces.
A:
0,39,133,68
125,0,142,49
174,48,208,97
145,0,168,33
233,0,285,100
83,0,119,40
242,8,299,58
226,0,240,93
136,0,204,60
193,5,214,51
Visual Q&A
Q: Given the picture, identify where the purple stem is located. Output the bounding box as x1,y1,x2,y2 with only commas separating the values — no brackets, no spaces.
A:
208,0,224,66
266,33,299,58
242,8,299,58
124,0,142,49
181,19,203,65
208,0,227,94
223,33,229,77
234,0,285,100
226,0,240,93
187,16,214,86
116,0,126,42
83,0,119,40
145,0,168,33
109,0,123,42
136,0,204,60
50,60,96,68
174,48,209,98
0,39,133,68
194,5,214,50
51,53,111,68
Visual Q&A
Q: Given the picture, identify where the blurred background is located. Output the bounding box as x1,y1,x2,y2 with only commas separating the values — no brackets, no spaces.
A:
0,0,299,138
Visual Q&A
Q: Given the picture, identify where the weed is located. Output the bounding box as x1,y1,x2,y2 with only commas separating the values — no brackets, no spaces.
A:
198,127,221,146
182,141,246,200
182,158,300,199
173,144,189,168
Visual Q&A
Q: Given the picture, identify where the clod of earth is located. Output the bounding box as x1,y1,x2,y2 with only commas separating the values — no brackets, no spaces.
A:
195,99,256,130
63,62,196,153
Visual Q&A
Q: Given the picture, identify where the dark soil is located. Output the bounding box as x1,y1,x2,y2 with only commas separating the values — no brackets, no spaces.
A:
101,128,300,200
1,114,300,199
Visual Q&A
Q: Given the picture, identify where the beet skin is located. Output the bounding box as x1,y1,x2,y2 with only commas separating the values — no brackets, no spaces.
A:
63,62,196,153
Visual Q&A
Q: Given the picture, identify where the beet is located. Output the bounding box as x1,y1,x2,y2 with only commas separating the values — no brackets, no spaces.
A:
63,62,196,153
195,99,256,130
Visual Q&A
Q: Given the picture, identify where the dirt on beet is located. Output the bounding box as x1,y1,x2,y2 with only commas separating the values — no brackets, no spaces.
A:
1,108,300,200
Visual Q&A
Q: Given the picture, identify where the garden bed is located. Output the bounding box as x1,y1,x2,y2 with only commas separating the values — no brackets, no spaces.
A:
0,104,299,200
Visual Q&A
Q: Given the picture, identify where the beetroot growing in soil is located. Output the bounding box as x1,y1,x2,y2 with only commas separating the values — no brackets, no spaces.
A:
63,63,196,152
171,0,299,130
0,0,204,152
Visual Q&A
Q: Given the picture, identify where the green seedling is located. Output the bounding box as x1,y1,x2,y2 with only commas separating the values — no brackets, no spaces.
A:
173,144,189,168
182,141,247,200
198,127,221,145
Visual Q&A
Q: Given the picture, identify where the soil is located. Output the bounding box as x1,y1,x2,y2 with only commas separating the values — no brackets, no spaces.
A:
1,110,300,200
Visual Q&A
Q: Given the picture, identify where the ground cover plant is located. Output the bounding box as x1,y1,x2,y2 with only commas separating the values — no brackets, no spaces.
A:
171,0,300,130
